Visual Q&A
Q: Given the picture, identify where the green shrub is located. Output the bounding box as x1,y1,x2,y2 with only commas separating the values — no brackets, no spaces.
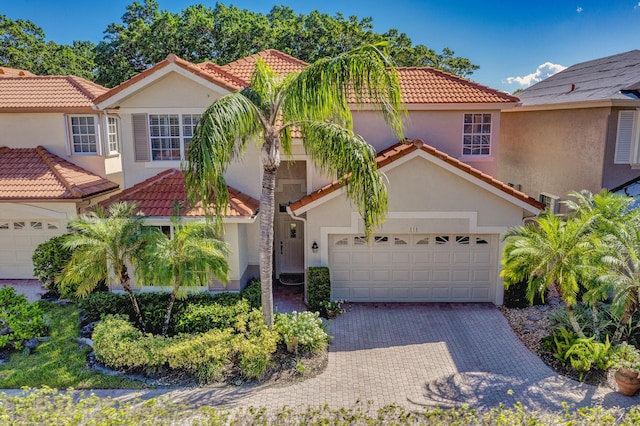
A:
503,279,546,308
174,299,251,334
210,291,241,306
76,292,130,323
93,309,279,382
0,286,48,350
307,267,331,313
232,310,278,378
77,291,241,335
275,311,328,354
163,329,234,381
240,279,261,309
31,235,74,298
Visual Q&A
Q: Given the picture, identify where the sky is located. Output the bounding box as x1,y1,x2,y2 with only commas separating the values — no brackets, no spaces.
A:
2,0,640,93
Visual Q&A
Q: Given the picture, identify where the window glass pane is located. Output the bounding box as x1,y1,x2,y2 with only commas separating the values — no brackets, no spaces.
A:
354,236,366,245
14,221,25,230
462,113,491,156
435,235,449,244
107,117,119,152
0,222,8,230
30,221,43,230
70,116,97,153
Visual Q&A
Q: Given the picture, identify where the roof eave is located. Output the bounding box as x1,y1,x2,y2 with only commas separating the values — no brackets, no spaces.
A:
350,102,519,111
506,98,640,112
0,107,98,114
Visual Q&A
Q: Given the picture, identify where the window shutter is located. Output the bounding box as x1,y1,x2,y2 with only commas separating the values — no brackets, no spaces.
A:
132,114,150,162
614,110,635,164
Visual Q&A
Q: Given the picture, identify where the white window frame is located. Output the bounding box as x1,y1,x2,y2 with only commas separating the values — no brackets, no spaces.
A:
614,109,640,166
462,113,492,157
67,115,101,155
148,113,200,161
106,116,120,155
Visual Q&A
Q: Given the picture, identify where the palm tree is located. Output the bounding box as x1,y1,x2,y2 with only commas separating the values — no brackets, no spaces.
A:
184,44,404,328
597,212,640,344
501,212,599,338
58,202,149,330
564,190,634,341
137,217,230,336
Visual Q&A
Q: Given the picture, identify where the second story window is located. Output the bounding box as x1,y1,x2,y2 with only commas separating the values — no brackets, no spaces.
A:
69,116,97,154
462,113,491,156
148,114,201,161
107,116,119,154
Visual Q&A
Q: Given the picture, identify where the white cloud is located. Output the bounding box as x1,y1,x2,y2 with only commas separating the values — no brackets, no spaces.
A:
505,62,567,87
577,6,583,13
635,2,640,9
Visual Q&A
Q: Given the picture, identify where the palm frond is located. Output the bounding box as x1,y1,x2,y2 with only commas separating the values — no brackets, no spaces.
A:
282,43,405,139
301,121,387,236
183,92,263,230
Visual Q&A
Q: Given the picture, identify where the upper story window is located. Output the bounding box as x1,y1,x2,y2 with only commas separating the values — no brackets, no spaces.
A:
462,113,491,156
149,114,201,161
107,116,119,154
67,114,120,156
69,116,97,154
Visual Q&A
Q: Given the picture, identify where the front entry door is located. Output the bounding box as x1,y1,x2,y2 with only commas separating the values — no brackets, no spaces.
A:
274,161,306,278
277,215,304,274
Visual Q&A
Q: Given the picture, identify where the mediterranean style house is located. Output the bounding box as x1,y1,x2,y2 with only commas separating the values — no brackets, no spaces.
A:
499,50,640,213
0,52,542,305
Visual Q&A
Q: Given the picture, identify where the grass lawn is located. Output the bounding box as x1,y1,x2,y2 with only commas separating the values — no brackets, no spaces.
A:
0,302,143,389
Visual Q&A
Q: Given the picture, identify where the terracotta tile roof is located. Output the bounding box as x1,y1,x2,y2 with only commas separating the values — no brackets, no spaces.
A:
289,139,543,212
395,68,519,104
94,54,246,105
0,146,119,201
0,76,108,112
99,169,259,218
0,67,36,77
220,49,308,84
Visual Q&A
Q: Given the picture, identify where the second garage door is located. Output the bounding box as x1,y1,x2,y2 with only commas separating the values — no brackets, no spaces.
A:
329,233,497,302
0,219,65,279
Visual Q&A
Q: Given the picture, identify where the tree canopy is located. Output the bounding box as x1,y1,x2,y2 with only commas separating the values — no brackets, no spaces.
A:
0,1,479,87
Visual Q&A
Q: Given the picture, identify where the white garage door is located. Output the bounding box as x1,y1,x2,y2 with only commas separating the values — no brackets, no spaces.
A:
0,220,65,279
329,234,497,302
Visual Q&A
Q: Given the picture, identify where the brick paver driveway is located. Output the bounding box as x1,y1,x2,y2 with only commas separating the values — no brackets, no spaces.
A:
89,303,636,412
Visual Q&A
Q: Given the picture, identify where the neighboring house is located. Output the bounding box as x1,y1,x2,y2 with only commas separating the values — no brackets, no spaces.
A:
89,50,541,304
499,50,640,213
0,70,121,278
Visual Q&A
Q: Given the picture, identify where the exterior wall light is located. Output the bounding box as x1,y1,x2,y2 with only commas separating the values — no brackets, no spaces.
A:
311,241,319,253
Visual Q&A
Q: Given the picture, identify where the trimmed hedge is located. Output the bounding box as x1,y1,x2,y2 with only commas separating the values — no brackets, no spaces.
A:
76,291,241,335
240,279,261,309
307,267,331,313
93,309,277,382
174,299,251,334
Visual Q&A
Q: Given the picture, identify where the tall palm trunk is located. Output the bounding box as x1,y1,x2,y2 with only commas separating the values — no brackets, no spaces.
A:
120,264,146,332
259,133,280,329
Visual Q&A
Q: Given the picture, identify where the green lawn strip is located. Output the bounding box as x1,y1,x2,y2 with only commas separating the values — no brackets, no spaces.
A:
0,302,143,389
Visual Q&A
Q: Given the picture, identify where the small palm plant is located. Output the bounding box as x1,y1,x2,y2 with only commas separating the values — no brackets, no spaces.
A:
137,217,230,336
501,211,599,338
58,202,150,330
